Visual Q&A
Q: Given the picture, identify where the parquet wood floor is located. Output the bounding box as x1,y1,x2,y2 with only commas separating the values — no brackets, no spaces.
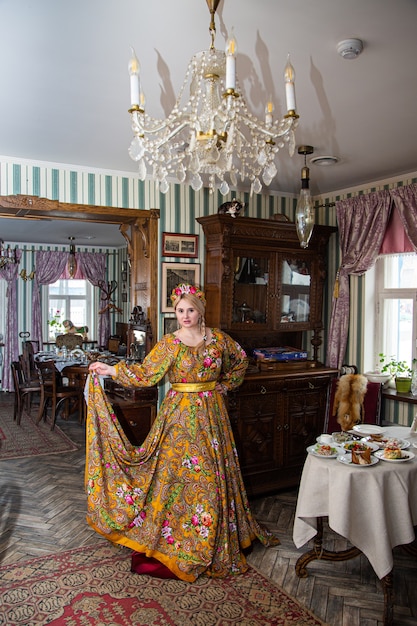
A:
0,391,416,625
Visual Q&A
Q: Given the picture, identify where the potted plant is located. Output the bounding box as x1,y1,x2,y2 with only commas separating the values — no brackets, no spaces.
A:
47,309,64,339
378,354,414,393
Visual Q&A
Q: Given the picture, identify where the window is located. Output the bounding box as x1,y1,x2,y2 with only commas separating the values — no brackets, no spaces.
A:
46,279,96,339
375,254,417,367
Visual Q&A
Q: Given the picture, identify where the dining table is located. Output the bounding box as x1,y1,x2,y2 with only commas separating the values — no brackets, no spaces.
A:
293,425,417,626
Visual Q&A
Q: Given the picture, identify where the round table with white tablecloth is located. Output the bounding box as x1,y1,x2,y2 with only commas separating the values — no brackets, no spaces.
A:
293,426,417,625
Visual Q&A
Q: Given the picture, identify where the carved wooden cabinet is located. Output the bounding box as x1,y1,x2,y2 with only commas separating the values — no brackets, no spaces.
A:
197,214,338,494
227,365,337,496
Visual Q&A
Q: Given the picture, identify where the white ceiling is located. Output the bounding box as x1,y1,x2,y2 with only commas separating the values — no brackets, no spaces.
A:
1,0,417,245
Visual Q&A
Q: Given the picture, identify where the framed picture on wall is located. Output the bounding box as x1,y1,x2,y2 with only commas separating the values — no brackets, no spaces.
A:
161,262,201,312
163,316,178,335
162,232,199,258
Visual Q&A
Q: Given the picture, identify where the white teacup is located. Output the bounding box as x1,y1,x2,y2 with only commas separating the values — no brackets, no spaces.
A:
318,434,333,445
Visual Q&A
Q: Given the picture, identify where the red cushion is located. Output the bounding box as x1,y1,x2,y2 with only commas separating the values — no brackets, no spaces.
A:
131,552,178,579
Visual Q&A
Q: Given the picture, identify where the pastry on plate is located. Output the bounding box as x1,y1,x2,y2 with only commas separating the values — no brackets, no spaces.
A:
383,446,402,460
351,447,372,465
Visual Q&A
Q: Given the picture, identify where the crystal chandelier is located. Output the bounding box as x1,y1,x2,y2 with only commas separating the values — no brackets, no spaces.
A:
295,146,314,248
128,0,299,196
0,239,17,269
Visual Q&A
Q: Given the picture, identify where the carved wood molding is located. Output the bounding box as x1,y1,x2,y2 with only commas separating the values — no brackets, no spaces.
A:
0,194,161,346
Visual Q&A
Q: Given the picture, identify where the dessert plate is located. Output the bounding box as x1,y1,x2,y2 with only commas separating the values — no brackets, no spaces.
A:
374,450,415,463
337,453,379,467
367,437,411,450
344,440,379,452
307,444,340,459
352,424,385,436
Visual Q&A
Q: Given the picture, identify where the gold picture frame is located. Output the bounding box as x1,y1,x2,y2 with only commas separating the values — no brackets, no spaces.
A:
162,232,199,258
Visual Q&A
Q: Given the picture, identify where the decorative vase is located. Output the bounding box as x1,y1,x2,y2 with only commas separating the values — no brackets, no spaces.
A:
395,377,412,393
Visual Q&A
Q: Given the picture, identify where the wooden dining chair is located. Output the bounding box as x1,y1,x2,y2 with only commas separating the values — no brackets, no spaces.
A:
324,376,382,434
11,360,41,425
36,360,84,430
55,334,84,350
20,340,40,384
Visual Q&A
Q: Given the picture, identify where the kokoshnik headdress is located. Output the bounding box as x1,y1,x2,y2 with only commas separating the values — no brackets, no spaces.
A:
170,283,206,307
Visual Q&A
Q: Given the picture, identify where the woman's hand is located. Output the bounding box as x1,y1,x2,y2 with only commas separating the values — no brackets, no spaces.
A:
215,382,227,395
89,361,117,378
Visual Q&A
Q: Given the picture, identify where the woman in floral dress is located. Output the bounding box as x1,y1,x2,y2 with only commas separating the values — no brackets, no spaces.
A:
87,283,279,582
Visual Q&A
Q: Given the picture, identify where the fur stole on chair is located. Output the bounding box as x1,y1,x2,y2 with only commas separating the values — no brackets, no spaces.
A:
332,374,368,431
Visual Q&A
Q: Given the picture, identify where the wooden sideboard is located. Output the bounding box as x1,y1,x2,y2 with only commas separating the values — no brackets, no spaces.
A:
228,364,337,496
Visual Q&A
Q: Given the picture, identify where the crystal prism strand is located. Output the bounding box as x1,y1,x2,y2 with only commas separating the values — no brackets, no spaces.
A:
160,179,169,194
208,174,216,193
230,171,237,187
189,152,200,174
129,137,145,161
137,158,147,181
288,130,296,156
219,180,230,195
258,148,267,167
251,178,262,196
263,161,277,186
207,142,220,163
176,163,186,183
191,173,203,191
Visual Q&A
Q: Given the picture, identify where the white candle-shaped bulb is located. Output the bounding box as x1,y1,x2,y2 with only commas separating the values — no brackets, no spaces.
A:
284,54,296,113
128,47,141,107
225,29,237,91
265,100,274,126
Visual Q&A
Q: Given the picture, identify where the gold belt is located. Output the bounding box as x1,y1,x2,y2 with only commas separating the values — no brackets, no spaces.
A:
171,381,216,393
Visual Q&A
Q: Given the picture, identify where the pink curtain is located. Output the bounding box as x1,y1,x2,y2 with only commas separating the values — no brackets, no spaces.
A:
32,251,108,350
380,205,414,255
390,183,417,252
0,249,22,390
326,190,392,368
32,251,69,347
77,253,108,348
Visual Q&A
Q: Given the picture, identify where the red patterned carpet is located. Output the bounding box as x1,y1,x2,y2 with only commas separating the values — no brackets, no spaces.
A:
0,543,327,625
0,394,78,460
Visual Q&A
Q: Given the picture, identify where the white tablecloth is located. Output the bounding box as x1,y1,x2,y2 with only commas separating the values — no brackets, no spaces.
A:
293,426,417,579
54,358,84,373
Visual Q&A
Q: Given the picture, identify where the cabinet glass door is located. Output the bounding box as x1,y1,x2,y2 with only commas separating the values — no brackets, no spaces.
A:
280,258,311,324
232,253,270,326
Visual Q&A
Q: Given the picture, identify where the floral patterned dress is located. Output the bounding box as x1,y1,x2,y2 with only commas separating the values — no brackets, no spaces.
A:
85,329,279,582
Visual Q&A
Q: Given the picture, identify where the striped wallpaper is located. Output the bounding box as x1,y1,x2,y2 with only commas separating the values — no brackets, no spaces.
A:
1,157,416,424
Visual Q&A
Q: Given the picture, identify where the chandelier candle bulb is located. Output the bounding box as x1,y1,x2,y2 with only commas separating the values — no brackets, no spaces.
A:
225,30,237,91
128,48,141,107
284,55,296,113
265,101,274,126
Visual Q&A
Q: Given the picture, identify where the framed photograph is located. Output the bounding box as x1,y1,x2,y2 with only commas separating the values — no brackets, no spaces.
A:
162,232,199,258
164,316,178,335
161,262,201,312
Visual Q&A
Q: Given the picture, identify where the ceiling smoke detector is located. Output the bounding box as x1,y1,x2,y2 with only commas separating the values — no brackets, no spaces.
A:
337,38,364,60
310,155,339,166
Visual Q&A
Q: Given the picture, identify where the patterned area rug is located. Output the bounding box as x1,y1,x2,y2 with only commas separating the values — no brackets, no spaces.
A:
0,543,326,625
0,394,78,460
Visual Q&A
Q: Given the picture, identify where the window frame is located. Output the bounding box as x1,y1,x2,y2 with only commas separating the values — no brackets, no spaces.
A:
374,254,417,369
44,279,97,341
